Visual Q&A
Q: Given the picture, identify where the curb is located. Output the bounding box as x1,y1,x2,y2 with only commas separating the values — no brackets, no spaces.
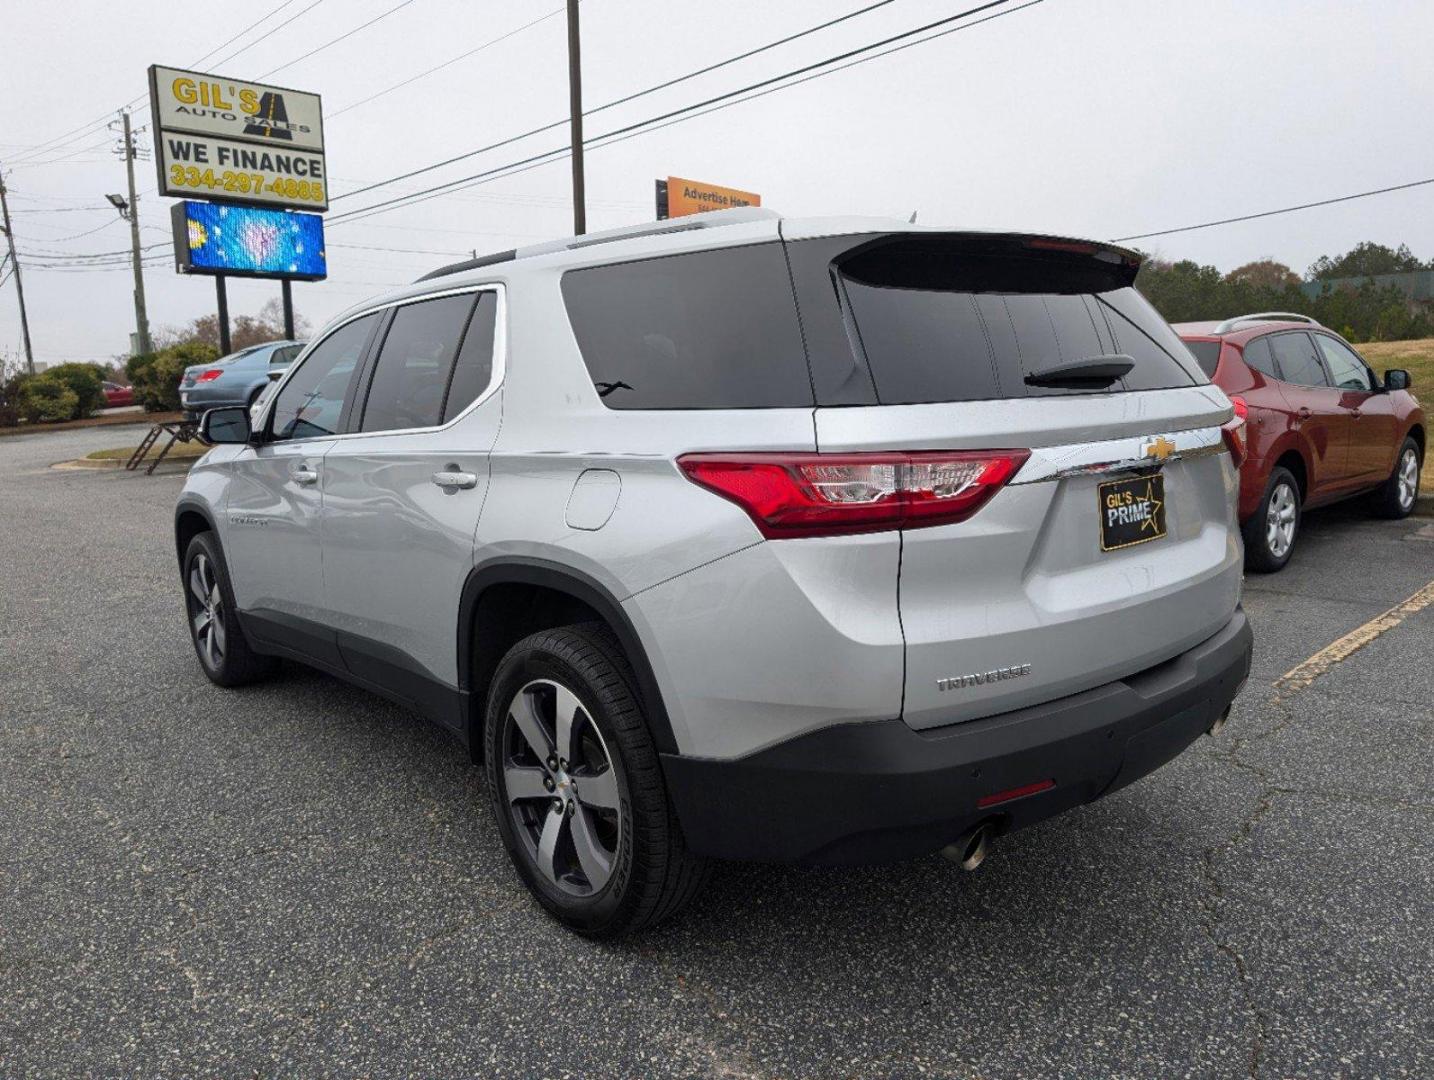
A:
1416,494,1434,518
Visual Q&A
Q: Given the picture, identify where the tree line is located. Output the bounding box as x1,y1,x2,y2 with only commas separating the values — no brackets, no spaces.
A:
1135,241,1434,342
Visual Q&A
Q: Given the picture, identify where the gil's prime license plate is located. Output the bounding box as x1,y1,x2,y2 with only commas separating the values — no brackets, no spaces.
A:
1098,473,1168,551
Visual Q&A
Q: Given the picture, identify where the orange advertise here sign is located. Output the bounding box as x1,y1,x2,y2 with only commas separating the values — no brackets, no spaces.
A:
660,176,761,219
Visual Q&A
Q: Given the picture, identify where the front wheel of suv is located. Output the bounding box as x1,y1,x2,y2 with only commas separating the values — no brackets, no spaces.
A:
483,624,709,938
1370,436,1422,519
1242,466,1301,573
182,532,277,686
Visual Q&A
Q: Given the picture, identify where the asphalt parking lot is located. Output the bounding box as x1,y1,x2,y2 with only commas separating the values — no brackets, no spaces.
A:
2,424,1431,1079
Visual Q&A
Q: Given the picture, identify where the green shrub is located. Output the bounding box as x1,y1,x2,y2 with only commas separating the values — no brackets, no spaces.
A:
0,371,30,427
43,362,106,419
20,374,80,423
131,342,219,413
124,353,156,384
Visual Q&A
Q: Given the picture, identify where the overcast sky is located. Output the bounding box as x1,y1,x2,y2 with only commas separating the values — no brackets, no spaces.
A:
3,0,1432,364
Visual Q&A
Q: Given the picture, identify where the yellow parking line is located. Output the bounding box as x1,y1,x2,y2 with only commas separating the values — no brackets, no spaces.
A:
1274,578,1434,697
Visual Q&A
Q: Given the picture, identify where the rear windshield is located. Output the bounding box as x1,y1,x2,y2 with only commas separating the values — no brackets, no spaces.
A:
1184,340,1222,377
561,243,812,409
789,233,1202,405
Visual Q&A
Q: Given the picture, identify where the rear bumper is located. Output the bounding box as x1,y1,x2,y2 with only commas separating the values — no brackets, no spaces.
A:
661,607,1252,864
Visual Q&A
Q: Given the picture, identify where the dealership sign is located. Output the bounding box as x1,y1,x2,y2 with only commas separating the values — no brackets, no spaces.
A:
171,201,326,281
148,65,327,211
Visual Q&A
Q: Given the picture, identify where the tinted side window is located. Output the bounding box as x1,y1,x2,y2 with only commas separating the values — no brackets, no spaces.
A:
1184,340,1222,377
1241,337,1279,379
271,345,303,366
562,244,813,409
1269,332,1329,387
360,294,475,432
271,315,377,441
442,291,498,421
1314,335,1373,392
1094,290,1205,388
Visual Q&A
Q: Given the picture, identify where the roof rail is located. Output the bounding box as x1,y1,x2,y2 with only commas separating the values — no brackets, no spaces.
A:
1212,312,1321,334
414,206,779,283
417,248,517,283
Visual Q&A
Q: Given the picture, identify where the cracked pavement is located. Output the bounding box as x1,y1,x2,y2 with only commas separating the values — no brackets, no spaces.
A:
2,426,1432,1078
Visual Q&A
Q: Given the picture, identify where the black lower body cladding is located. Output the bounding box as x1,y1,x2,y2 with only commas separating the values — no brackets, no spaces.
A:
661,608,1252,864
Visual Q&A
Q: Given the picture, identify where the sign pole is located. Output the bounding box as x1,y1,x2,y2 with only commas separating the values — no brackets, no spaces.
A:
281,279,295,339
215,275,231,355
565,0,586,236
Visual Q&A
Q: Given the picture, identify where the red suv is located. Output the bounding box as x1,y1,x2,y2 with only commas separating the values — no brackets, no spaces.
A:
1175,313,1424,571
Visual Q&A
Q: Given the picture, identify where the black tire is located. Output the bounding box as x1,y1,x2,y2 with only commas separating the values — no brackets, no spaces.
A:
483,623,709,938
1369,436,1422,520
1241,466,1302,573
182,532,277,687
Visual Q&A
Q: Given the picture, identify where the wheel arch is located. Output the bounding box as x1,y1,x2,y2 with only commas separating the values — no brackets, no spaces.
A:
1406,422,1425,461
174,499,219,569
457,558,678,760
1271,443,1309,501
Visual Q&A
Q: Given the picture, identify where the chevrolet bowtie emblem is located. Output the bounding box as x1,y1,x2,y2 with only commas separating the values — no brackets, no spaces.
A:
1143,436,1177,462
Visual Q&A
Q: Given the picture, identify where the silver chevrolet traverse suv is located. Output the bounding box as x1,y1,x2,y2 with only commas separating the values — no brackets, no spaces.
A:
176,209,1253,937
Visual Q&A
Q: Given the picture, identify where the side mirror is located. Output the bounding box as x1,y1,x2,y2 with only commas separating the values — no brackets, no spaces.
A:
1384,369,1412,392
199,406,252,445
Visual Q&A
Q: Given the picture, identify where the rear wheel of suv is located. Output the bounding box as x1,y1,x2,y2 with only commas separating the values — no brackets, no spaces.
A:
1242,466,1301,573
483,624,709,938
182,532,277,686
1370,437,1421,519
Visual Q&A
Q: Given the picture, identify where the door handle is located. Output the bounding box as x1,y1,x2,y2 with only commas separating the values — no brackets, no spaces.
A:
432,470,478,489
292,467,319,485
1297,407,1312,421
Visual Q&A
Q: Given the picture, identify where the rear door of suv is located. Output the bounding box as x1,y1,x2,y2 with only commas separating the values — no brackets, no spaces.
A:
1266,330,1354,497
318,286,503,706
784,228,1243,730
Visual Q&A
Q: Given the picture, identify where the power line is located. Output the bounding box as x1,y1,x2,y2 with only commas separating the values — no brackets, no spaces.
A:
191,0,304,69
256,0,419,79
1112,177,1434,242
7,0,328,168
328,6,566,120
329,0,1026,226
332,0,903,206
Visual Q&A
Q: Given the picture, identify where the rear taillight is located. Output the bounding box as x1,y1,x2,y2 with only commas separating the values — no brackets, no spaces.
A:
1222,396,1248,468
677,450,1030,538
195,369,224,383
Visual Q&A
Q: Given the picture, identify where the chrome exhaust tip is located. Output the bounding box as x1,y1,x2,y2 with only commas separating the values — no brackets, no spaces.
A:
943,824,993,871
1207,705,1232,737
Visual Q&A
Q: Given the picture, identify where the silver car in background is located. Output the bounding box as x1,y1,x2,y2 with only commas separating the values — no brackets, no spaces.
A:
175,208,1253,938
179,339,306,418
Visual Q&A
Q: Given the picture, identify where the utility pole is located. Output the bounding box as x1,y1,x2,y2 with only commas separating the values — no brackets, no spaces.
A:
565,0,586,235
119,111,153,356
0,163,35,374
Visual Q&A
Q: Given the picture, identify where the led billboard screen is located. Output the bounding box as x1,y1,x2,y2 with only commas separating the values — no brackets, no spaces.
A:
171,200,326,280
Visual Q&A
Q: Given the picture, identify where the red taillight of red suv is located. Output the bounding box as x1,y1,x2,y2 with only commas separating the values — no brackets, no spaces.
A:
195,369,224,383
677,450,1030,538
1222,396,1249,468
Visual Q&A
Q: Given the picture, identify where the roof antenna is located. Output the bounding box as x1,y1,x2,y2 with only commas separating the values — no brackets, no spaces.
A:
908,210,918,223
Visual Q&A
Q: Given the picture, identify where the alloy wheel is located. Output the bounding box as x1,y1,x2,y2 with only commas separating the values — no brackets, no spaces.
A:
1266,481,1297,559
187,552,226,669
500,679,622,897
1397,448,1419,510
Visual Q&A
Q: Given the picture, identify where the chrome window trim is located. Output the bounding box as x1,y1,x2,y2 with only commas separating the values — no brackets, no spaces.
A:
255,282,507,445
1010,425,1226,485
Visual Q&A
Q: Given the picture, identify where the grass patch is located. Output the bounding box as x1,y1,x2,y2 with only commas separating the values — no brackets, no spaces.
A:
86,441,208,462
